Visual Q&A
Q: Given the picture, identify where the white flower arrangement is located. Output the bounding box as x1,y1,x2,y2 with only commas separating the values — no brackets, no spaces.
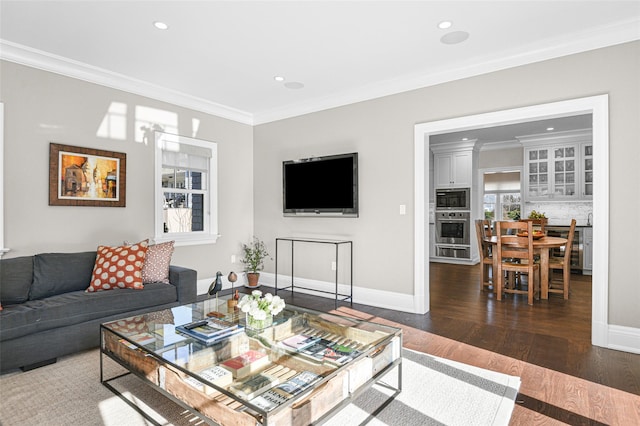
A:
238,290,286,320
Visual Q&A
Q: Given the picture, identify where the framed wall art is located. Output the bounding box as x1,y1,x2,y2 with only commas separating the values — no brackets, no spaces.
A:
49,143,126,207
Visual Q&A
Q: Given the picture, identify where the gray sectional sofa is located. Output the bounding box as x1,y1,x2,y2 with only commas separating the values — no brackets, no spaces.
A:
0,251,197,372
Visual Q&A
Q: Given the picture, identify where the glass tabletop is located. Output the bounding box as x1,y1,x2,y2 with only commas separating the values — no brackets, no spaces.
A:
101,294,401,414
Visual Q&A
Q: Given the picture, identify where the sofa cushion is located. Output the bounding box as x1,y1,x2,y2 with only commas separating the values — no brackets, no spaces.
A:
0,283,177,341
142,241,174,284
29,252,97,300
87,240,148,292
0,256,33,304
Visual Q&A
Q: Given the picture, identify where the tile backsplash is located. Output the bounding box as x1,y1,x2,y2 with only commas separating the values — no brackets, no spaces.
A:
524,201,593,226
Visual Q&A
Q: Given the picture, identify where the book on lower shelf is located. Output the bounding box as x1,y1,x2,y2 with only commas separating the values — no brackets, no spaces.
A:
250,371,321,412
280,334,320,351
221,350,270,379
228,372,280,400
183,365,234,394
297,338,360,365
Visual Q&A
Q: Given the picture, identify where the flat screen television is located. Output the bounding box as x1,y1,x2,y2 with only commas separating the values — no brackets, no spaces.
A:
283,152,358,217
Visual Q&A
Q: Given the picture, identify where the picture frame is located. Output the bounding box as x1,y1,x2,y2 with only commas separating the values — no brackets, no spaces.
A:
49,143,126,207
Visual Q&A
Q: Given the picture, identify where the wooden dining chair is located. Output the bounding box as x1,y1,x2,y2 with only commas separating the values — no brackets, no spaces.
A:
548,218,576,299
495,221,540,305
475,219,493,292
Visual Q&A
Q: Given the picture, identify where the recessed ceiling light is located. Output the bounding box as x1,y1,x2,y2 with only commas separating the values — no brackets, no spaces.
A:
440,31,470,45
546,127,555,131
153,21,169,30
438,21,453,29
284,81,304,90
462,137,468,141
274,76,285,82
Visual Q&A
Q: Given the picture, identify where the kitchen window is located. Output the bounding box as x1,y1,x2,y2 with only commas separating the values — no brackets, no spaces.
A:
483,171,521,220
154,132,218,245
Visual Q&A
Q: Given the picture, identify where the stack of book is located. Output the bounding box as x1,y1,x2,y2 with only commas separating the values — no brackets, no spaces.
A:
280,332,362,366
250,371,321,412
221,350,270,379
183,365,233,395
176,318,244,345
228,372,280,400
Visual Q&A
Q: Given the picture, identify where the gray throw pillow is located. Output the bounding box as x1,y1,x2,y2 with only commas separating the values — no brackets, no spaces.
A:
30,252,97,300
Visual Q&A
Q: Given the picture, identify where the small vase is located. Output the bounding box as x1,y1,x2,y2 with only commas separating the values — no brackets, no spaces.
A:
246,312,273,331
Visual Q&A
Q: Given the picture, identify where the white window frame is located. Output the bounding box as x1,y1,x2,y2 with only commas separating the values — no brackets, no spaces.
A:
154,131,218,246
483,191,522,221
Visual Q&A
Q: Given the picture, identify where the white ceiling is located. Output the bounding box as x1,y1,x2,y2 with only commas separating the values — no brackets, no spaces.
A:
1,1,639,125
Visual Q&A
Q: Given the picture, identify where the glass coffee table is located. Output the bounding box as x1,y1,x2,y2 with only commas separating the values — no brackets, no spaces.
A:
100,296,402,425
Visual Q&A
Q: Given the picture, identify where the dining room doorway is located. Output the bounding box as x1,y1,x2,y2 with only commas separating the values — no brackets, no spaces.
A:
413,95,609,348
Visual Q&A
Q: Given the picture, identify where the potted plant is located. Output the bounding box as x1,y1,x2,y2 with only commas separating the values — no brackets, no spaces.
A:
240,237,270,288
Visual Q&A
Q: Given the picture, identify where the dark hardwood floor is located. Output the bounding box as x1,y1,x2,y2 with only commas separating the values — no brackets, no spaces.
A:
242,262,640,398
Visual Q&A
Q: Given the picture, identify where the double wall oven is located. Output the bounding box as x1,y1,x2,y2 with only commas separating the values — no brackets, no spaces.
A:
434,188,471,259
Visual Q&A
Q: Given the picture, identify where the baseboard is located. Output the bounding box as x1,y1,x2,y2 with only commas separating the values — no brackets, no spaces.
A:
257,272,416,313
607,324,640,354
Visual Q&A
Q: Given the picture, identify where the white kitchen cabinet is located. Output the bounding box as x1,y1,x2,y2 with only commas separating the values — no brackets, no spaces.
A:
551,144,578,199
525,147,550,199
581,143,593,199
519,130,591,201
583,226,593,274
432,143,474,188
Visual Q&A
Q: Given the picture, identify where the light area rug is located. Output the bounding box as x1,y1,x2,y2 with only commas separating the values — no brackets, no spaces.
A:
0,348,520,426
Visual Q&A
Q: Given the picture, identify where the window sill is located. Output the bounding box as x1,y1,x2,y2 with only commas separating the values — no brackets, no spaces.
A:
154,234,220,247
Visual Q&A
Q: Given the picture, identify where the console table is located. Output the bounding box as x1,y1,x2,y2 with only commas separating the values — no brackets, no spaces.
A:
275,237,353,308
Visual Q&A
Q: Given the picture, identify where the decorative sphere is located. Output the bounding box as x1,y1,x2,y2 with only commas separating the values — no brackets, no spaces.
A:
228,271,238,283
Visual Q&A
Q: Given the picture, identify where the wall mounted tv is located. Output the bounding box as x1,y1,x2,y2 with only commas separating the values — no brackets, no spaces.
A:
283,152,358,217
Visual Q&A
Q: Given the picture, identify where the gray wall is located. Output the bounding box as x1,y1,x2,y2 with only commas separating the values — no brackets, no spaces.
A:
254,41,640,328
1,61,255,281
2,41,638,328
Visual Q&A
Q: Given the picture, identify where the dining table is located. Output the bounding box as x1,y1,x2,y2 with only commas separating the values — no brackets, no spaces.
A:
485,235,568,299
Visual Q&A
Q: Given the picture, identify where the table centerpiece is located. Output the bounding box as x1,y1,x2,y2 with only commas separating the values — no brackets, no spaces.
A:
238,290,285,330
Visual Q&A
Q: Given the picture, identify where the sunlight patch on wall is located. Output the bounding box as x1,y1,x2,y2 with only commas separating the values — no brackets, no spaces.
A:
192,118,200,138
136,106,178,145
96,102,127,140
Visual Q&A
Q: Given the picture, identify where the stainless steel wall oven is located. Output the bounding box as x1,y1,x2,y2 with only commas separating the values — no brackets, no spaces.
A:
435,211,470,245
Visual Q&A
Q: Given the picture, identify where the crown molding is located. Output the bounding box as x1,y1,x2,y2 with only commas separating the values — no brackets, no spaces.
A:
1,16,638,126
252,17,640,125
0,40,254,125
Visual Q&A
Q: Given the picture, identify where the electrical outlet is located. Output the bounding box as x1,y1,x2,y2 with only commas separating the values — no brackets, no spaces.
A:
331,261,336,271
399,204,406,215
231,255,236,263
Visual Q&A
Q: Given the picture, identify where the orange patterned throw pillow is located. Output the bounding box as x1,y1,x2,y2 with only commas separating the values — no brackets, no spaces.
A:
87,240,149,292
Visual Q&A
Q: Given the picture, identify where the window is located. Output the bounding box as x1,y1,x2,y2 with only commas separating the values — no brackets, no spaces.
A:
155,132,218,245
483,171,521,221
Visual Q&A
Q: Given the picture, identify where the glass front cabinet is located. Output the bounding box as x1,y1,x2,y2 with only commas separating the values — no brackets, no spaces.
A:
582,143,593,199
521,130,592,201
